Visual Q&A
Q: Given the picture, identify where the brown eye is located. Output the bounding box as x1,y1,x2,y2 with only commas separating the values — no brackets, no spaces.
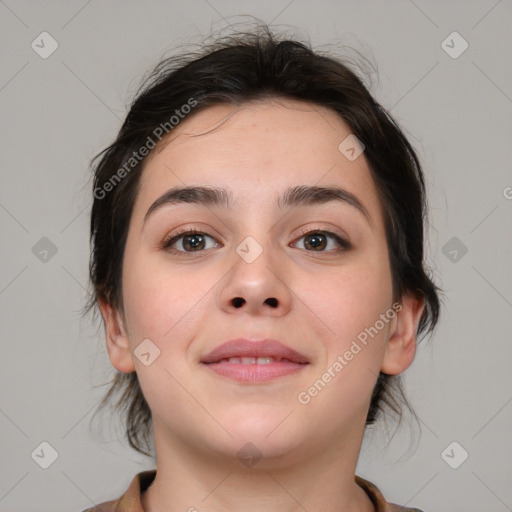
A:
293,230,350,253
181,233,206,251
303,233,327,251
162,230,219,253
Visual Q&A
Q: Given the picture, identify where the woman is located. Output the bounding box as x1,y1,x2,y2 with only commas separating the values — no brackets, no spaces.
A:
83,22,440,512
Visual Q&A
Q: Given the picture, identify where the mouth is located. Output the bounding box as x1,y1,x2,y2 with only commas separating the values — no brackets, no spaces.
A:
213,356,299,364
200,338,309,383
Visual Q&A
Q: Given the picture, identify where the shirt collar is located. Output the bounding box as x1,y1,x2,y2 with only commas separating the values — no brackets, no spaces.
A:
111,470,412,512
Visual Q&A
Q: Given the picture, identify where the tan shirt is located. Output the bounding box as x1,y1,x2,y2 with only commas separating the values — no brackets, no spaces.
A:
81,470,425,512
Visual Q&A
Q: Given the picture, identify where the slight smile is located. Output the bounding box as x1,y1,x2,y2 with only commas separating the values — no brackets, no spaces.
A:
200,338,310,383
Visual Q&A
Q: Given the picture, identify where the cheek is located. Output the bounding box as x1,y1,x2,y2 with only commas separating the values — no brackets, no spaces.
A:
121,250,215,348
298,263,392,420
120,254,212,409
304,262,393,405
310,255,393,338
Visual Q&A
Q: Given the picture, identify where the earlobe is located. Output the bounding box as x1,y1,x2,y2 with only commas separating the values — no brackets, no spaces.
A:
380,293,425,375
98,299,136,374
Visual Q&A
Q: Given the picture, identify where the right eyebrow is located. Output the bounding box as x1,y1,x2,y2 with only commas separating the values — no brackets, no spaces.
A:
143,186,233,226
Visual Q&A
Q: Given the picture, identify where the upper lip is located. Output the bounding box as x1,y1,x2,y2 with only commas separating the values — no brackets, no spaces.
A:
201,338,310,364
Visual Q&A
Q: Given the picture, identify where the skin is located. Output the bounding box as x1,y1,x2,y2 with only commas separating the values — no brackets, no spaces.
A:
99,98,425,512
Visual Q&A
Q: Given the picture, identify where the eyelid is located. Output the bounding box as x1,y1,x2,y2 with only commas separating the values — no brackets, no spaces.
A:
161,227,220,251
161,223,351,255
162,222,223,241
292,225,351,251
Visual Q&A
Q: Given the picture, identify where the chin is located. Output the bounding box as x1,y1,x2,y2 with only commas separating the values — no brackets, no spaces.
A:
222,411,305,456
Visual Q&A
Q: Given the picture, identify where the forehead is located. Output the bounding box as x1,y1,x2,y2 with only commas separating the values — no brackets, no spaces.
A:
134,98,384,228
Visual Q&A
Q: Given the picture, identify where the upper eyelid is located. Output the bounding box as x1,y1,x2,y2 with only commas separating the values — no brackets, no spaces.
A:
165,225,346,241
292,229,350,250
163,229,217,246
164,227,348,250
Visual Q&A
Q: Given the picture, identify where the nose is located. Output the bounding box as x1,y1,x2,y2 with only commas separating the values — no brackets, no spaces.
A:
218,241,292,317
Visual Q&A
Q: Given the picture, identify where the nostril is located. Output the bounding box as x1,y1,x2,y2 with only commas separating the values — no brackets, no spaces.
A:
265,298,278,307
232,297,245,308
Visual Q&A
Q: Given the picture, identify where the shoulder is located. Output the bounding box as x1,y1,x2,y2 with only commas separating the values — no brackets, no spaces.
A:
389,506,425,512
384,499,426,512
79,469,156,512
356,474,426,512
80,499,119,512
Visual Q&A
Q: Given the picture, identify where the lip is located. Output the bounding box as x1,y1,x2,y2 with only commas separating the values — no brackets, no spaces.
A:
201,338,309,364
201,338,309,383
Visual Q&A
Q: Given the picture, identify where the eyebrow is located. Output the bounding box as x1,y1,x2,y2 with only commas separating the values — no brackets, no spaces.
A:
143,184,372,227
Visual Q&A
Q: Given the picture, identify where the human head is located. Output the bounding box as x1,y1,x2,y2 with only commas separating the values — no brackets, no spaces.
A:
85,23,441,457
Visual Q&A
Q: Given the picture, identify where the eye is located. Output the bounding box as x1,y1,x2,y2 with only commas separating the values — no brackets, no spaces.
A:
161,227,350,255
162,229,220,253
292,229,350,253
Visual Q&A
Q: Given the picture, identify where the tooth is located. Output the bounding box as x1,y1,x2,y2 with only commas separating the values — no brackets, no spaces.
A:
224,356,277,364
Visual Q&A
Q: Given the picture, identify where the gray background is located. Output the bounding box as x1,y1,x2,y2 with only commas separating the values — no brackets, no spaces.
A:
1,1,511,511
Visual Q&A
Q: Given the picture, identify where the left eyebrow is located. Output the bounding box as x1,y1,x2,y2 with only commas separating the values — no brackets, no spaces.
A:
278,185,373,227
143,184,373,228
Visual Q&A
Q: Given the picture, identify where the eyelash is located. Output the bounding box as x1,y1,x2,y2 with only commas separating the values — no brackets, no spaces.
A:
161,226,351,256
295,227,351,253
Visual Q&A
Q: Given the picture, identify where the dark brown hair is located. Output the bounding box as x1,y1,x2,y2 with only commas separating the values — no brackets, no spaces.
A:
85,22,441,457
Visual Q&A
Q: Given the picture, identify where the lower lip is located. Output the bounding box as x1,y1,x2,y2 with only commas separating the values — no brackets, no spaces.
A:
203,361,308,382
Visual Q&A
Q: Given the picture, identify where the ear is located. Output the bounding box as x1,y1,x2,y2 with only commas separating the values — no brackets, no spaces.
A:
381,292,425,375
98,299,135,374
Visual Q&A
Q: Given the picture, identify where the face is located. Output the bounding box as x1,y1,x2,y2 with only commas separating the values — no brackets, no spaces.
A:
101,98,423,466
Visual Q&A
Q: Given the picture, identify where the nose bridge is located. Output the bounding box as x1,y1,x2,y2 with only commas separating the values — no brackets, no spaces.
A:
218,229,292,316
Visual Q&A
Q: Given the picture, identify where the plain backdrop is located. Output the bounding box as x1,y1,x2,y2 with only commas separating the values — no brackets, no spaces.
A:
1,1,511,511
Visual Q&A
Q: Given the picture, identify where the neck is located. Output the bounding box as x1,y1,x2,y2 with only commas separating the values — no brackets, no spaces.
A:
141,419,375,512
